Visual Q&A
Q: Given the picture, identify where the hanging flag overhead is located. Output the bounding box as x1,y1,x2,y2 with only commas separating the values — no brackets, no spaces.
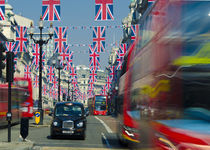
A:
54,26,68,53
31,44,40,68
49,86,54,98
5,42,16,54
105,76,112,90
95,0,114,21
101,85,107,95
33,75,39,88
31,44,46,70
47,66,55,82
64,51,73,71
89,44,100,71
119,43,127,58
15,26,28,52
116,52,122,70
42,0,61,21
60,44,71,68
72,77,78,90
42,85,48,96
131,24,139,43
93,26,106,53
24,65,31,79
88,79,94,91
109,65,115,81
70,66,77,80
53,76,58,88
0,0,5,21
89,69,97,83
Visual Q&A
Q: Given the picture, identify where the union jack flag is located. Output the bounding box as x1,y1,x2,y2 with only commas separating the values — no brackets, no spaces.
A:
31,44,40,68
88,79,94,91
118,43,127,58
109,65,115,80
70,66,77,80
95,0,114,21
47,66,55,82
64,51,73,71
60,44,70,62
93,26,106,53
42,0,60,21
16,26,28,52
0,0,5,21
131,24,139,43
72,78,78,90
101,85,107,95
53,89,58,99
53,76,58,88
89,69,97,83
49,86,54,98
42,85,48,96
31,46,46,70
5,42,16,54
33,75,39,88
105,76,112,90
116,52,122,70
89,44,100,71
54,26,68,53
24,65,31,79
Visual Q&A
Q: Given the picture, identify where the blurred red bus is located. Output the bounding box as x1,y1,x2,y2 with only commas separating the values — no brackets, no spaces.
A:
0,77,33,126
117,0,210,149
13,77,33,118
93,95,107,115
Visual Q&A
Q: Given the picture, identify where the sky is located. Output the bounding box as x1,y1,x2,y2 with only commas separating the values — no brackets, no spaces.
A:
8,0,131,70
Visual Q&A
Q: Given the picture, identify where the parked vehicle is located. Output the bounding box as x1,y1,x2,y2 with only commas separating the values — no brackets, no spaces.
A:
50,102,87,140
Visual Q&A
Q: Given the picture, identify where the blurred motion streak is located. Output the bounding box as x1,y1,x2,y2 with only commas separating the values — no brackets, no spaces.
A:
115,0,210,149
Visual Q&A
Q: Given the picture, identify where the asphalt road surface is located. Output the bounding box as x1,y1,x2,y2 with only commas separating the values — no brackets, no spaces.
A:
0,116,128,150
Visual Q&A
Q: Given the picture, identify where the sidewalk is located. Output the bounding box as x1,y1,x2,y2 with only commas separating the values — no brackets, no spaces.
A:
0,115,52,150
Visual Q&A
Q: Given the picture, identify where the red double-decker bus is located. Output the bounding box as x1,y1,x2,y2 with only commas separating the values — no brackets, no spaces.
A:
93,95,107,115
0,77,33,126
117,0,210,149
13,77,33,118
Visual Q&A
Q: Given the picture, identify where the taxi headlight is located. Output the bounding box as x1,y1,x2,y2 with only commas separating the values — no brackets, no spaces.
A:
77,122,83,127
53,121,58,126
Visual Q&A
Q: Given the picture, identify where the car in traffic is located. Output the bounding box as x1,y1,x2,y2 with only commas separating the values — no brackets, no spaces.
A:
50,102,87,140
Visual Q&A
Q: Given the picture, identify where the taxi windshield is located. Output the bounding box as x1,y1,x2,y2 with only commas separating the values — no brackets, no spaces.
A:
55,104,83,116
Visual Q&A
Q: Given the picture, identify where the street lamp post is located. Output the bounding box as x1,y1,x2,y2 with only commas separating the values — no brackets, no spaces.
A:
52,56,65,102
29,16,53,125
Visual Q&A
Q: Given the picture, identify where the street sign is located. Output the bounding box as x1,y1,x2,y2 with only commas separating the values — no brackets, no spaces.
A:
35,111,40,125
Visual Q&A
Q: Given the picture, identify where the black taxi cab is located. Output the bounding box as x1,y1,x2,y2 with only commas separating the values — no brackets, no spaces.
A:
50,102,87,140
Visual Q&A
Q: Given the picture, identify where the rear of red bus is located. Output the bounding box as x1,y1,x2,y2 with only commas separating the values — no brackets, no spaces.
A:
93,95,107,115
13,77,33,118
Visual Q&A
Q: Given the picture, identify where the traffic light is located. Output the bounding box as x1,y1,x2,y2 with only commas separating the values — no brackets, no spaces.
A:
6,52,14,82
0,44,6,78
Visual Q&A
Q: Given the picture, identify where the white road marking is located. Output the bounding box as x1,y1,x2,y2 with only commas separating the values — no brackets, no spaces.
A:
101,132,111,149
94,116,113,133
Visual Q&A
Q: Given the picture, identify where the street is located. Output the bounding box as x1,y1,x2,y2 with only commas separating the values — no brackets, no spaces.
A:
0,115,126,150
